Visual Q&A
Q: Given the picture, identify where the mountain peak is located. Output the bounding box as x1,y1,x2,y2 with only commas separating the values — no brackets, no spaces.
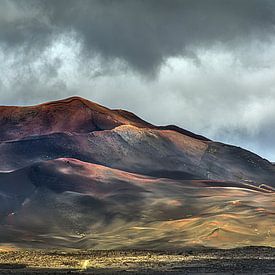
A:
0,96,209,142
0,96,274,250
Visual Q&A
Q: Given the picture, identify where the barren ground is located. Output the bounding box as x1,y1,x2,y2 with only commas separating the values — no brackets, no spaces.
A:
0,246,274,274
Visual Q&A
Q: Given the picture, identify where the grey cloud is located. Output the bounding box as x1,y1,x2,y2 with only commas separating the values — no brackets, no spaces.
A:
1,0,275,74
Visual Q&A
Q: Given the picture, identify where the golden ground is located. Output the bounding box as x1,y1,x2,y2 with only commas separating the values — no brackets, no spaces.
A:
0,247,274,274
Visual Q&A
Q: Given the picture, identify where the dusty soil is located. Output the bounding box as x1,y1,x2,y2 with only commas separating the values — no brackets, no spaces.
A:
0,246,274,274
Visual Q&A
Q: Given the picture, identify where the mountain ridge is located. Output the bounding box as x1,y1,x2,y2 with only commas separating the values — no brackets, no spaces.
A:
0,96,274,249
0,96,210,142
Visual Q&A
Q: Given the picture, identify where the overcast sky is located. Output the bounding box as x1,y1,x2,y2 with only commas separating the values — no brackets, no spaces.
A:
1,0,275,161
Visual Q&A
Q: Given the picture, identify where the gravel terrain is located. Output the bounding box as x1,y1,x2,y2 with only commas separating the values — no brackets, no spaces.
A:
0,246,274,274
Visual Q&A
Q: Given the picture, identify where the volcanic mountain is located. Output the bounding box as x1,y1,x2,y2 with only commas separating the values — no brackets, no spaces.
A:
0,97,274,249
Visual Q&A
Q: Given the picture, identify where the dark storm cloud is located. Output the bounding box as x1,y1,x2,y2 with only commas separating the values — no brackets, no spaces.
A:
1,0,275,74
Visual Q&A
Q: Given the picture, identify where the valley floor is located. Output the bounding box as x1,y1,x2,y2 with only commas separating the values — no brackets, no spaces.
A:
0,246,274,274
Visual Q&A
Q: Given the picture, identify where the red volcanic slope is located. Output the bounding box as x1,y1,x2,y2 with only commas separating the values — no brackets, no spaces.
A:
1,158,270,198
35,158,273,193
1,97,275,188
0,94,274,250
0,96,209,142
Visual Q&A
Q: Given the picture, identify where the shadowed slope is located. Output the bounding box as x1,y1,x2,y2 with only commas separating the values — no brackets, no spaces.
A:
0,125,275,187
0,158,273,249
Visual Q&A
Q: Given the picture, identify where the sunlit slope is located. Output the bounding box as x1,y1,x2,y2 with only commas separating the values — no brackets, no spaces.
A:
0,96,208,142
0,158,274,249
